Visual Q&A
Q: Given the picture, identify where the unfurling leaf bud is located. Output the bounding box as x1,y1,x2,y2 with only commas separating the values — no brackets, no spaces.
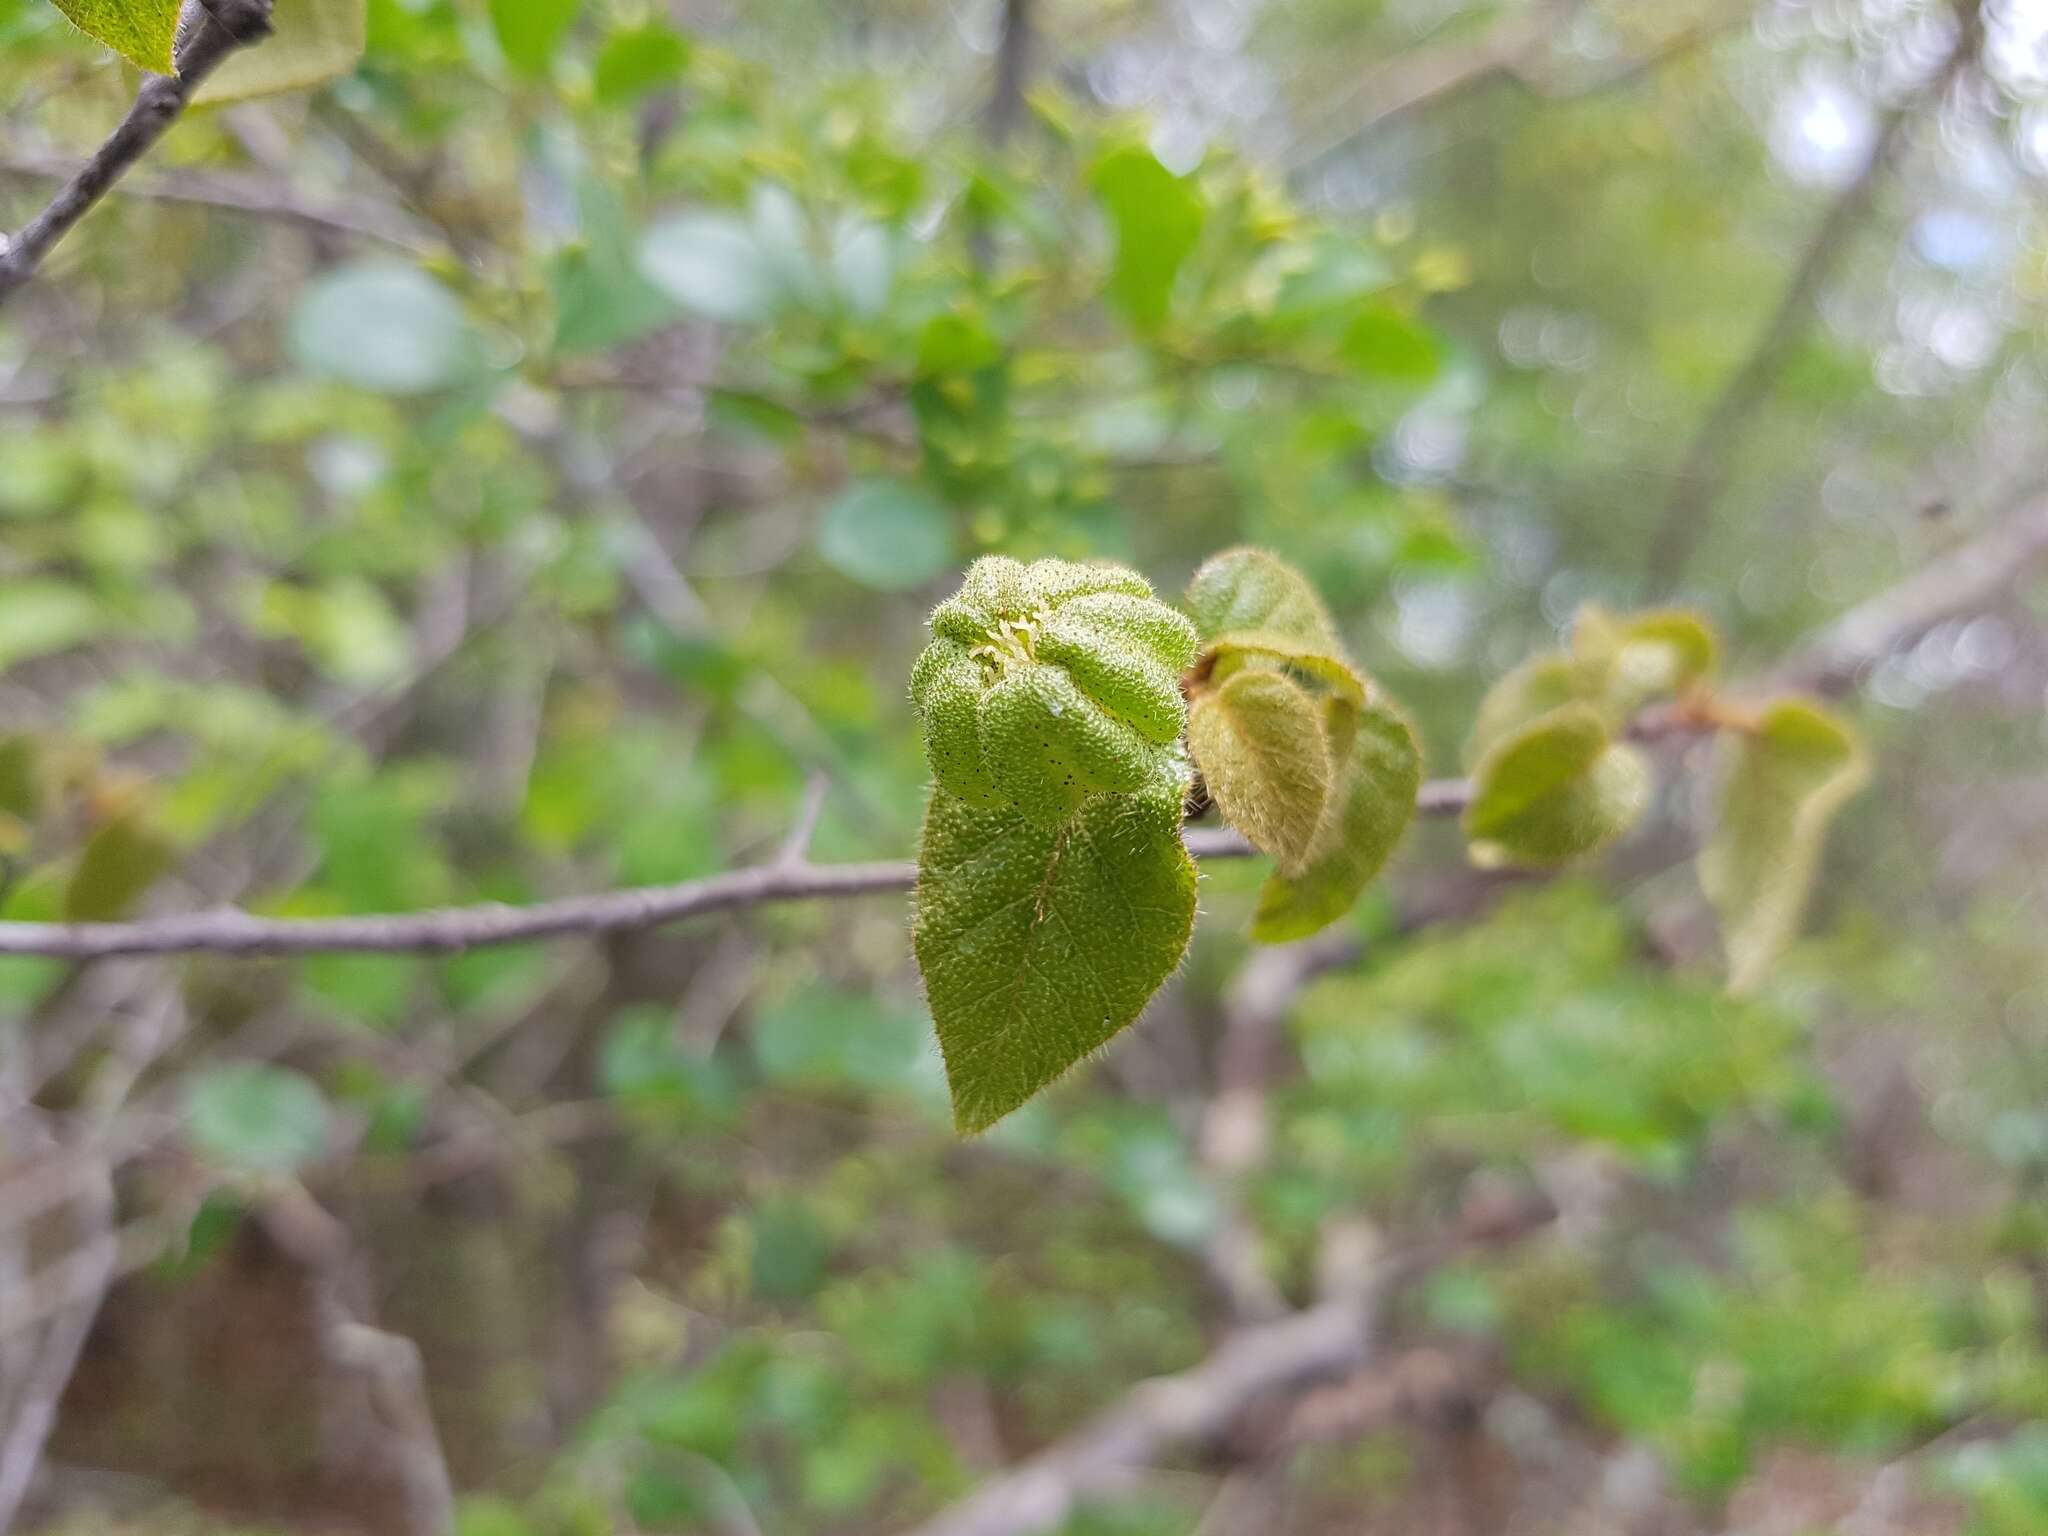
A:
910,557,1199,824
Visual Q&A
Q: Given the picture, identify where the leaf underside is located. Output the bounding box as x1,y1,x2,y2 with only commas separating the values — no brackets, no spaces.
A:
195,0,368,103
1253,697,1422,942
914,769,1196,1133
1699,698,1867,993
1188,668,1331,874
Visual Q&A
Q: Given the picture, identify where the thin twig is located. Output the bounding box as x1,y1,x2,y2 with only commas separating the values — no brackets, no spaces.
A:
0,806,1460,961
899,1190,1555,1536
0,150,439,254
0,0,278,305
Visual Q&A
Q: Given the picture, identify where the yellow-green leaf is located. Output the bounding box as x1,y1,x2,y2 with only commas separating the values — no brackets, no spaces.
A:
48,0,180,73
913,768,1196,1134
1699,698,1867,994
1188,669,1331,873
1253,696,1422,942
64,810,176,922
195,0,366,103
1464,703,1650,868
1463,653,1582,769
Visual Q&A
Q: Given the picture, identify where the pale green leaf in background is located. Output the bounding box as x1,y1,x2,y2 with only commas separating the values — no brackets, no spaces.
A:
63,809,176,921
592,18,690,104
1463,652,1583,770
914,768,1197,1133
47,0,179,73
488,0,579,76
817,478,954,591
1464,703,1650,868
184,1064,332,1173
0,581,103,674
1253,696,1422,942
1187,668,1331,873
1089,143,1204,335
195,0,367,103
1699,698,1868,993
637,211,780,324
288,261,477,395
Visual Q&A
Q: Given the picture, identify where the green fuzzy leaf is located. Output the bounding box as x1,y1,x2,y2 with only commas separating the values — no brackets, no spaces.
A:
1699,698,1867,993
0,736,42,825
195,0,366,103
1188,669,1331,873
1464,703,1650,868
912,557,1197,826
1253,696,1422,942
47,0,179,73
1089,143,1204,335
914,770,1197,1133
63,809,176,922
1185,547,1339,650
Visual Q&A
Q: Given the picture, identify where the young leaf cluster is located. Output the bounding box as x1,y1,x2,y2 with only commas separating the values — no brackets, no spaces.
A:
911,558,1872,1131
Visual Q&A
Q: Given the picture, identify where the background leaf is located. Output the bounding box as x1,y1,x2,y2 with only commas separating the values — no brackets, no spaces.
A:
288,261,477,395
1464,703,1650,868
488,0,579,76
638,211,780,324
1089,143,1204,335
1699,699,1868,993
816,478,954,591
183,1064,332,1174
63,809,175,921
914,770,1196,1133
195,0,367,103
1187,668,1331,873
1253,696,1422,942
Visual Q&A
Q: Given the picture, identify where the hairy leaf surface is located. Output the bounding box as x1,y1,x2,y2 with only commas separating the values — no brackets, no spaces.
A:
1699,698,1867,993
1185,548,1338,649
1187,669,1330,873
914,771,1196,1133
1253,697,1422,942
48,0,179,72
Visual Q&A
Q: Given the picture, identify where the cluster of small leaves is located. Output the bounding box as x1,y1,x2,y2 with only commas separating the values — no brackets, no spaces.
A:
906,549,1434,1133
911,559,1872,1132
1462,602,1866,993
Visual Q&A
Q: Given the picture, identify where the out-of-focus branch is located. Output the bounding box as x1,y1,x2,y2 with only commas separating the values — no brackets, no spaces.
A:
257,1186,455,1536
1777,491,2048,694
0,150,440,254
1641,5,1982,595
0,0,277,306
1285,2,1743,176
985,0,1034,147
899,1187,1555,1536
